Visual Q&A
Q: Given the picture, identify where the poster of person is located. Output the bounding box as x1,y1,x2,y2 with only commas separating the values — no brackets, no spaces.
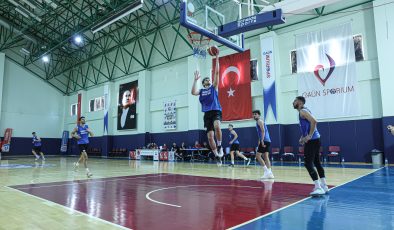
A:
291,50,297,74
164,100,176,130
353,34,364,62
250,59,258,81
118,80,138,130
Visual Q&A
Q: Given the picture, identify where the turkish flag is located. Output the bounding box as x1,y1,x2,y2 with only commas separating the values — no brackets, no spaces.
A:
213,50,252,121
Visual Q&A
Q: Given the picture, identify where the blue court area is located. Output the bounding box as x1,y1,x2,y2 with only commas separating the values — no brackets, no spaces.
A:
270,162,380,169
235,167,394,230
221,159,379,169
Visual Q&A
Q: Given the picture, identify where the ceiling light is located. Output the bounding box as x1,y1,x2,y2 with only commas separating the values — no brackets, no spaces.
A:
42,55,49,63
15,8,29,18
21,0,37,9
91,0,143,34
43,0,57,9
74,35,83,44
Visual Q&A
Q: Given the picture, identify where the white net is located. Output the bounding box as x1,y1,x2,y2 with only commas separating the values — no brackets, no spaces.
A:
187,31,211,58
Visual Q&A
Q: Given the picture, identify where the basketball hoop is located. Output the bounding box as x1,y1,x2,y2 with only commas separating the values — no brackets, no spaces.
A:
187,31,211,59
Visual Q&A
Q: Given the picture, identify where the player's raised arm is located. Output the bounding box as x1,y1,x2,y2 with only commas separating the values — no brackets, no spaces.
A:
191,70,201,96
212,54,219,90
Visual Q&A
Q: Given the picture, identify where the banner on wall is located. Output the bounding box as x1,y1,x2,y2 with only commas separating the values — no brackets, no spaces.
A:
296,22,360,119
117,80,138,130
214,50,252,121
77,93,82,122
103,85,110,135
164,100,176,130
260,36,277,121
60,131,69,153
1,128,13,152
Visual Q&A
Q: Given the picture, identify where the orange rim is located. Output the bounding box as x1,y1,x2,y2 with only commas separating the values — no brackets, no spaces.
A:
187,32,211,45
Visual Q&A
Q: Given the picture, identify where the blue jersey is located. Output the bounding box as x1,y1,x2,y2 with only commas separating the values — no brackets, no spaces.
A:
77,125,90,144
256,121,271,142
229,132,239,144
199,86,222,112
32,136,42,147
299,108,320,139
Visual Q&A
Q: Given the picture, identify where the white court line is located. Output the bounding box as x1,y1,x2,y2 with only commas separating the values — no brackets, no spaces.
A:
5,186,131,230
227,167,384,230
146,184,263,208
14,174,169,190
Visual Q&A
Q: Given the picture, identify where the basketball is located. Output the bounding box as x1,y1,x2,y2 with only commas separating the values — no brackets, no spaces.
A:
207,45,219,56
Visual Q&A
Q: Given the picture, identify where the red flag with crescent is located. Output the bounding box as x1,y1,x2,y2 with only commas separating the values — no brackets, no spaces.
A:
213,50,252,121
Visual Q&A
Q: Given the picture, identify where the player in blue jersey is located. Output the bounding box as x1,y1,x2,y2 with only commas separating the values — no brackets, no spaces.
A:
32,132,45,161
253,110,274,179
191,53,224,165
293,96,328,196
228,124,250,167
71,116,94,177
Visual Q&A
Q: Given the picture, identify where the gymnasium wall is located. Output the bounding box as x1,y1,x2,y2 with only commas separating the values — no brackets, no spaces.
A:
0,57,64,155
60,1,394,162
373,0,394,162
197,2,385,162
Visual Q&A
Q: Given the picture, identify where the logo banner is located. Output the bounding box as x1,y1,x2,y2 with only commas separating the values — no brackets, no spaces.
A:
60,131,69,153
296,23,360,119
77,93,82,122
260,36,277,121
104,85,110,135
164,100,176,130
214,50,252,121
1,128,13,152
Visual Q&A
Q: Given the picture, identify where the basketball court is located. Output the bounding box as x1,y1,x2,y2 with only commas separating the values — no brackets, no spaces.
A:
0,158,389,229
1,0,394,229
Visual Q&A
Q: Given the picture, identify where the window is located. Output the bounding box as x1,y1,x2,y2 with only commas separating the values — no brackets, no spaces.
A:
290,34,364,74
71,103,78,116
88,96,105,112
89,99,95,112
353,34,364,62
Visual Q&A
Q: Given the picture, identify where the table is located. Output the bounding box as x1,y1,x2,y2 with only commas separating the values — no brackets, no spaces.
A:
135,149,159,161
184,148,210,162
131,149,175,161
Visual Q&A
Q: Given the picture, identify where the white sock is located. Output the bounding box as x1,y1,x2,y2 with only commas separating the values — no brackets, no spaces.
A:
213,149,219,156
314,180,321,189
320,177,327,185
242,156,248,160
217,141,222,146
263,166,268,172
86,168,90,173
268,168,272,173
75,162,79,166
231,160,234,164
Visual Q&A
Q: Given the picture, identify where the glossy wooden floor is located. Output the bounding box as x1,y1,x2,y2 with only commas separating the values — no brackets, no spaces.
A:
0,157,376,229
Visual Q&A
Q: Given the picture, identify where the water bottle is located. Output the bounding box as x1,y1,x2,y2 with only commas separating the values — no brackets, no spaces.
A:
385,158,388,165
341,157,345,164
298,157,301,164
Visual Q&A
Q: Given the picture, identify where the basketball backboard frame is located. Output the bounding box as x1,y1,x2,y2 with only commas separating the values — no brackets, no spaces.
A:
179,0,245,52
179,0,286,53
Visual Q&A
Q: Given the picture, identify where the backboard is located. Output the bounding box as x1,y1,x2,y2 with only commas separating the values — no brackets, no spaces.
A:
180,0,245,52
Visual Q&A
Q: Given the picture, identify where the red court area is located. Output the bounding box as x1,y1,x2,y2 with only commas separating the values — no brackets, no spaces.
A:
11,174,314,229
